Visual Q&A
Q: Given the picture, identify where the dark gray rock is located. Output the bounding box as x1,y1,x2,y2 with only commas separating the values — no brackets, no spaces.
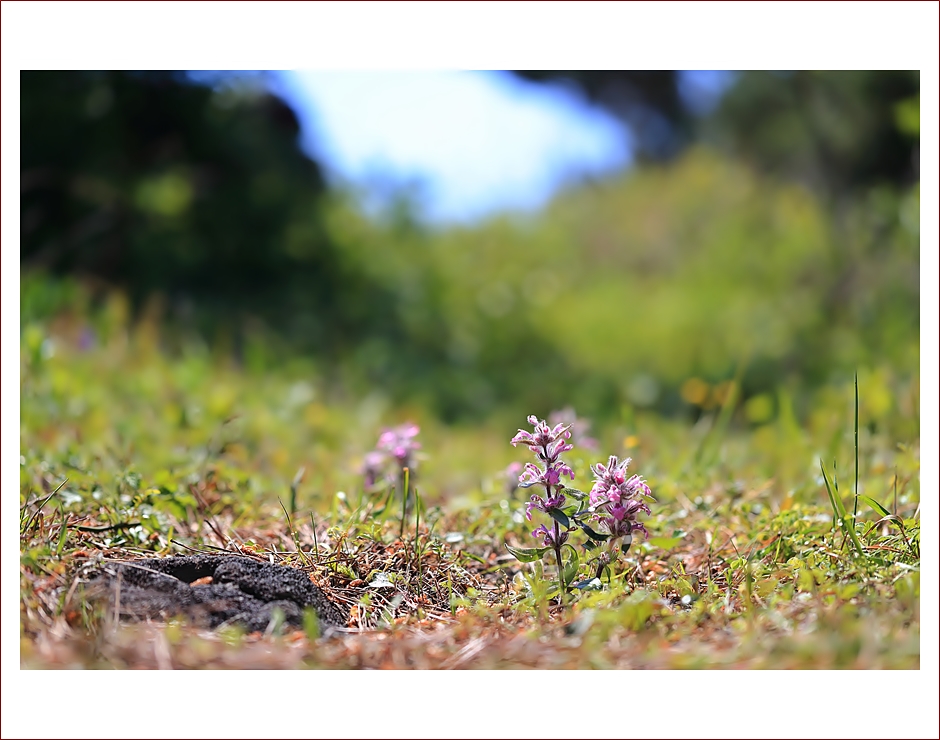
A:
93,555,347,633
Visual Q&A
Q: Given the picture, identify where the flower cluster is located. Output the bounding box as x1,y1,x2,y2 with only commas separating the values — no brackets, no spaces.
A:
511,415,574,518
362,422,421,488
589,455,654,542
378,422,420,466
507,414,655,598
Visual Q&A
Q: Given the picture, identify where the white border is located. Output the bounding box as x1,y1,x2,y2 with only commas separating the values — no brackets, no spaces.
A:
3,2,937,739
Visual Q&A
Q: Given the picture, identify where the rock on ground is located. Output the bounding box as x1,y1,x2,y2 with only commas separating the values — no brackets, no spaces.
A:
91,555,347,633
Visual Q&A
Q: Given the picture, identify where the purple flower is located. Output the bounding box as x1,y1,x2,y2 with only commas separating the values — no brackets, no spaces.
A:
511,415,573,464
532,524,569,548
376,423,421,468
511,416,574,493
525,491,567,521
512,415,578,561
589,455,653,509
598,498,651,539
588,455,653,543
362,422,421,489
518,461,574,490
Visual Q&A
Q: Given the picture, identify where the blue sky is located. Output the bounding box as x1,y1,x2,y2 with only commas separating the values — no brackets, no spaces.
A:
196,70,732,225
272,70,631,224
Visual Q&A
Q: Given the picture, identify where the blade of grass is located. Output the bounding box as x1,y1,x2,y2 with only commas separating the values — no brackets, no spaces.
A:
819,458,865,558
290,466,305,516
310,513,321,563
21,478,68,535
399,467,410,539
893,467,898,516
414,487,423,597
858,495,891,518
278,498,310,566
854,372,859,520
55,509,69,556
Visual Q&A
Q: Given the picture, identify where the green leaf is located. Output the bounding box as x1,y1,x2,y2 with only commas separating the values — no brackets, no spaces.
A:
820,459,865,558
577,521,610,541
648,536,684,549
562,544,580,587
561,487,587,501
858,495,891,518
756,578,779,597
548,508,570,529
506,544,551,563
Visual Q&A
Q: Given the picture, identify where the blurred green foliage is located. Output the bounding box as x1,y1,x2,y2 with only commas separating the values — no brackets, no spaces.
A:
20,71,920,424
704,71,920,197
321,148,919,421
517,71,920,195
20,70,401,352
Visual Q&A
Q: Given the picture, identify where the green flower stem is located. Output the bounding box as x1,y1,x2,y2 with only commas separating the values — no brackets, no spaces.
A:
552,516,565,603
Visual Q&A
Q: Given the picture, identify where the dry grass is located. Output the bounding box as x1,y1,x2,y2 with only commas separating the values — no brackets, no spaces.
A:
20,496,919,670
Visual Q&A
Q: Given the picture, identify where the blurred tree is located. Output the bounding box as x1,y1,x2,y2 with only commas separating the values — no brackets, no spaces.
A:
514,71,692,161
515,70,921,397
514,70,920,195
702,70,919,197
20,70,398,351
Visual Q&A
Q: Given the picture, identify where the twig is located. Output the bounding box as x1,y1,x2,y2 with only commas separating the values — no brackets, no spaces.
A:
75,521,141,533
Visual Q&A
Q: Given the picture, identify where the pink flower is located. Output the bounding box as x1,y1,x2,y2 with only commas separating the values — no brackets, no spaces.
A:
376,423,421,466
363,422,421,488
532,524,569,548
589,456,652,509
589,455,653,543
525,492,567,521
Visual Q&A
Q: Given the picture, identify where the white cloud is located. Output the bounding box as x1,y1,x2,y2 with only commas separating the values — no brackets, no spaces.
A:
276,70,631,223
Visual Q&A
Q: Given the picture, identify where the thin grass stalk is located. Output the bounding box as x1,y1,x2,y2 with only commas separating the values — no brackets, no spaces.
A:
414,487,422,597
22,478,68,534
290,466,305,517
854,372,859,520
310,513,321,563
400,467,410,539
279,499,309,566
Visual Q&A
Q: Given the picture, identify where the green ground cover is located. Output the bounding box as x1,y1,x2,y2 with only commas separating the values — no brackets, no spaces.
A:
19,305,920,669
